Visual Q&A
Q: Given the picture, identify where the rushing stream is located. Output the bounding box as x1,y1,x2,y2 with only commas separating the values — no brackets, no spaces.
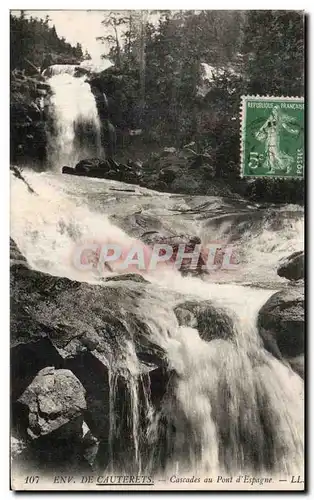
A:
10,65,304,478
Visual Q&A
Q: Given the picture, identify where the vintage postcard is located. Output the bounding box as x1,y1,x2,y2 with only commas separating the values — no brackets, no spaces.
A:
10,10,305,491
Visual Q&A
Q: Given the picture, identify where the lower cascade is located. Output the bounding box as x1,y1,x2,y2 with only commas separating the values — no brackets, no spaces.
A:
11,167,304,478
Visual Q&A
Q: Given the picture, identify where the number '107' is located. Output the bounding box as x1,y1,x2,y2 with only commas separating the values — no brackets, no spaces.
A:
25,475,39,484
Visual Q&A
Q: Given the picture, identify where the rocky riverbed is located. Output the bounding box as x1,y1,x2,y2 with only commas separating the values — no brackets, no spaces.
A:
11,170,304,477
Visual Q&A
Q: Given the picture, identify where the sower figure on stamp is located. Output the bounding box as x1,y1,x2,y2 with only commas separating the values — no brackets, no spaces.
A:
255,106,300,174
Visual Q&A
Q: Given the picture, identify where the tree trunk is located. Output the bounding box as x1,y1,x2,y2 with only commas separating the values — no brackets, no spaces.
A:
113,23,121,67
138,11,147,126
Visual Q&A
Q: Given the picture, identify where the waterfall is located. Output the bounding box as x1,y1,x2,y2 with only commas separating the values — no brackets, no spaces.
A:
46,65,103,170
10,169,304,477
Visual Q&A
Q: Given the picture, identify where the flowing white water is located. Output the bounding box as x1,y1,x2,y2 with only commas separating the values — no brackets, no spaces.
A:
10,170,304,476
10,72,304,477
47,66,103,169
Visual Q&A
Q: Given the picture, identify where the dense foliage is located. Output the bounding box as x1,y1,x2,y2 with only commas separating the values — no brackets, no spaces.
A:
10,10,305,203
10,11,85,71
99,10,304,203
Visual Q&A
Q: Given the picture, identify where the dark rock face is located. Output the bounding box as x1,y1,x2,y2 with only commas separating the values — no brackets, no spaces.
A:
10,75,51,164
17,367,86,440
10,238,28,267
277,250,304,281
62,166,75,175
288,354,304,379
10,260,168,372
10,244,174,470
75,157,109,173
104,273,149,284
81,422,99,469
258,289,304,360
174,300,236,342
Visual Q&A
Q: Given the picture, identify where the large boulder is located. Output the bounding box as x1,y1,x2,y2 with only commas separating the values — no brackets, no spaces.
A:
75,157,110,175
10,250,175,442
62,166,76,175
10,246,177,471
277,250,304,281
70,157,142,184
174,300,236,342
17,367,86,440
258,289,304,359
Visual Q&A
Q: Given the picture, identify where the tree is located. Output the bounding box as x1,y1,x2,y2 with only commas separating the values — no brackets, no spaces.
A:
242,10,304,96
74,42,84,60
83,49,92,60
97,12,130,67
10,12,86,70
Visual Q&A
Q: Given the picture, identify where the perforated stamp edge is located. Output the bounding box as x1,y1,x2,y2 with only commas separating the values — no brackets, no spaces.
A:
240,95,304,179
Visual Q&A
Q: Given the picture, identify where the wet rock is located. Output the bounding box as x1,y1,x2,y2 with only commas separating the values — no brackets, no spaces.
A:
277,250,304,281
11,435,27,462
74,66,90,78
10,238,28,267
10,254,176,441
70,157,142,184
10,257,167,367
81,422,99,469
104,273,149,284
75,157,110,173
12,427,92,475
65,352,111,440
17,367,86,440
62,166,75,175
11,338,64,403
258,289,304,358
174,300,236,342
288,354,304,379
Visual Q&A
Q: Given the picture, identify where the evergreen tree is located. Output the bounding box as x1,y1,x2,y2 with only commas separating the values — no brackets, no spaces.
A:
242,10,304,96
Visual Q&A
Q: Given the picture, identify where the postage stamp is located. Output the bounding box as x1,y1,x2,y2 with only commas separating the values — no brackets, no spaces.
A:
240,96,304,178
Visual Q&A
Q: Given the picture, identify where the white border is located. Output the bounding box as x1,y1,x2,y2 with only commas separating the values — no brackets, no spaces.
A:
240,95,305,179
1,4,312,500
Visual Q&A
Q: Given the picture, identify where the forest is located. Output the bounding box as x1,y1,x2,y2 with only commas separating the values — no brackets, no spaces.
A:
10,11,87,71
10,10,304,203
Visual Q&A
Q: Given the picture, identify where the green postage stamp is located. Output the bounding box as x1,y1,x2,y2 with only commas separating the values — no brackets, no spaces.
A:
240,96,304,178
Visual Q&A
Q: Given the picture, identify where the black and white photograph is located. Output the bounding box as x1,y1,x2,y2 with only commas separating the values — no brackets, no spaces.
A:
10,9,305,491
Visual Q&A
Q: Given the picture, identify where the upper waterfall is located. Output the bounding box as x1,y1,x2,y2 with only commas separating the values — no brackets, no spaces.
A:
42,64,79,77
46,65,103,170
